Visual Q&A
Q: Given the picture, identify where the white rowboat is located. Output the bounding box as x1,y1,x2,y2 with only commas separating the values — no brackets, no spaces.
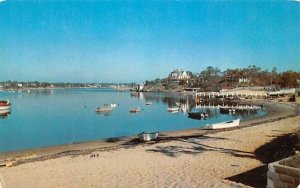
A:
205,119,240,130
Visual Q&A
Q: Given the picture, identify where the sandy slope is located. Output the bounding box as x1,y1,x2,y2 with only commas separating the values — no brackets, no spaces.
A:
1,115,299,188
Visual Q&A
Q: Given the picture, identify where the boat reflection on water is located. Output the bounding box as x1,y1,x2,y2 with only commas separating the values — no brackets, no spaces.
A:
95,110,113,116
0,109,11,119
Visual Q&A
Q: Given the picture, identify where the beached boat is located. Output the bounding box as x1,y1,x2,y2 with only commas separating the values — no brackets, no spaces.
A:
0,100,11,110
188,112,208,120
167,107,180,112
205,119,240,130
95,105,114,113
138,132,159,141
129,107,141,113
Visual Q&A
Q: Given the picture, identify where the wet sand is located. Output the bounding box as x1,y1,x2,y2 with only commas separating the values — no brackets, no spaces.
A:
0,100,299,187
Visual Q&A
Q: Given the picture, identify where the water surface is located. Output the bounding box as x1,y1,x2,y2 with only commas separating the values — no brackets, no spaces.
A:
0,89,265,152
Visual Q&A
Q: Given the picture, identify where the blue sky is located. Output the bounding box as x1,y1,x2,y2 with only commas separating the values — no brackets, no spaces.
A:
1,1,300,83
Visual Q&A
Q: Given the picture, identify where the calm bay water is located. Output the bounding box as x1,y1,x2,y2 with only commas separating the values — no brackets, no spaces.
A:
0,88,265,152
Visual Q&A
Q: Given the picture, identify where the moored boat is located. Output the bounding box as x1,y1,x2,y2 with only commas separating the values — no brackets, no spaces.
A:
0,100,11,110
110,103,118,108
129,107,141,113
188,112,208,120
138,132,159,141
95,105,114,113
204,119,240,130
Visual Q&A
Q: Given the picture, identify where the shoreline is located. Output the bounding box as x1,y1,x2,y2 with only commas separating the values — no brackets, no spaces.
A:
0,99,298,165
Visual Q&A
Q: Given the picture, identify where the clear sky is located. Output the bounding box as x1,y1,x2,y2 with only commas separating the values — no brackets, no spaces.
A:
1,0,300,83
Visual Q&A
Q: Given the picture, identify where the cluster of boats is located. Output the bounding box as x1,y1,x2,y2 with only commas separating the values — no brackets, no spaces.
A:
0,100,11,118
95,103,145,114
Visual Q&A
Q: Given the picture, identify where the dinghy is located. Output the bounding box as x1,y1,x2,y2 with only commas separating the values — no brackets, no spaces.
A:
138,132,159,141
205,119,240,130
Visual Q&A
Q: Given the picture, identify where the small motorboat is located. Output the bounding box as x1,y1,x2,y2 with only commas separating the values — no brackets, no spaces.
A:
138,132,159,141
0,100,11,110
145,102,152,105
129,107,141,113
167,107,179,112
95,105,114,113
110,103,118,108
188,112,208,120
204,119,240,130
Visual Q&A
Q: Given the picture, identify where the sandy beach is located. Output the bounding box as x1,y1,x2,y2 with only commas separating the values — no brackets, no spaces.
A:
0,100,299,188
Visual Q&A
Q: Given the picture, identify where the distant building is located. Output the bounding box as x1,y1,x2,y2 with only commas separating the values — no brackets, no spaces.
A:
168,69,191,83
17,83,22,88
239,77,250,83
30,83,37,87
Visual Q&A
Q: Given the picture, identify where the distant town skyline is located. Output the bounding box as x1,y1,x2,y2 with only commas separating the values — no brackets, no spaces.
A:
1,1,300,83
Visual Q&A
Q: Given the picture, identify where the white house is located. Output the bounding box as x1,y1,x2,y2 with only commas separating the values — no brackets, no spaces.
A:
239,78,250,83
168,69,191,82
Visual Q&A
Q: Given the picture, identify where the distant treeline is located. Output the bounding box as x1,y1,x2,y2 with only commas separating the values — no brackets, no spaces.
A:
0,81,130,89
145,65,300,92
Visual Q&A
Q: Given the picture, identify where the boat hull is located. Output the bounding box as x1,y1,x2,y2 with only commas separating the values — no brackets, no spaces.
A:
188,112,208,120
0,109,11,118
205,119,240,130
0,106,11,110
129,107,141,113
0,100,11,110
95,107,113,113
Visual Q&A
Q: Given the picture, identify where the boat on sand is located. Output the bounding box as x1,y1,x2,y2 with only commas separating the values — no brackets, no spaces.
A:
204,119,240,130
138,132,159,141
